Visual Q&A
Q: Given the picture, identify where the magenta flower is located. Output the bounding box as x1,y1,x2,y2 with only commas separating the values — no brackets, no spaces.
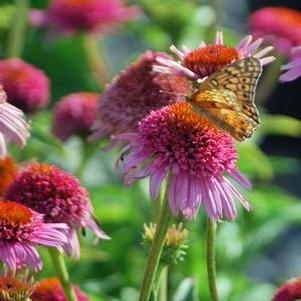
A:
4,163,110,259
271,277,301,301
53,92,98,141
90,50,192,141
280,46,301,82
0,58,50,114
32,277,90,301
31,0,139,35
153,31,274,80
117,103,252,221
0,87,30,159
249,7,301,56
0,200,68,272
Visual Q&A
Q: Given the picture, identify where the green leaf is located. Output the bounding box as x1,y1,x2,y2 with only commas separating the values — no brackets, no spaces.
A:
260,114,301,137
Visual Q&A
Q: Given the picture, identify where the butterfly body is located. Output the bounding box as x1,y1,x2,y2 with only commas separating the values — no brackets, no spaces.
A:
189,57,262,141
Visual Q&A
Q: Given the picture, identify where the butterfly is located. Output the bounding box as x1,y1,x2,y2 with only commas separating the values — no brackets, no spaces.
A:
188,57,262,141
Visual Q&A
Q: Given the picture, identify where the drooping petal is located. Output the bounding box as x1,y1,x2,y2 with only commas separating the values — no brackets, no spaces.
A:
150,168,168,200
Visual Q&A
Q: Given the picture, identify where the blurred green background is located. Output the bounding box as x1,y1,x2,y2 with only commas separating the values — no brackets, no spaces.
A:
1,0,301,300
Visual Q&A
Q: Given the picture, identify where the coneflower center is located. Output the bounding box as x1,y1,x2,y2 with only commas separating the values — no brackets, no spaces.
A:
0,277,25,292
183,45,239,76
0,201,32,238
34,278,61,293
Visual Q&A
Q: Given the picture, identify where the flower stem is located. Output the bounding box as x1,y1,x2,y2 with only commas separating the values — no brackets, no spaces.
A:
7,0,28,58
49,249,78,301
157,265,168,301
138,189,172,301
256,55,285,106
151,189,162,222
206,220,219,301
80,32,109,90
76,141,97,178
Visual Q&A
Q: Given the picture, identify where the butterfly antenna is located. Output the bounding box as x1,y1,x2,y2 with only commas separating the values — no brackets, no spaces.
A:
159,90,188,97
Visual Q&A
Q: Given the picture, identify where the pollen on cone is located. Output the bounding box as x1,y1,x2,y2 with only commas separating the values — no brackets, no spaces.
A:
153,31,275,80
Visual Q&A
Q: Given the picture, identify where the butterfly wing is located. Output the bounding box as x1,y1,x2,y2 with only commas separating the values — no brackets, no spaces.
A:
190,90,258,141
190,57,262,141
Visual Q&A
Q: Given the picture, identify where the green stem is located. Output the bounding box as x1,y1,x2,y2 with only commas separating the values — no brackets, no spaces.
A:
256,55,285,106
76,141,97,178
49,249,78,301
157,265,168,301
151,189,162,222
80,32,109,89
138,188,172,301
7,0,28,58
206,220,219,301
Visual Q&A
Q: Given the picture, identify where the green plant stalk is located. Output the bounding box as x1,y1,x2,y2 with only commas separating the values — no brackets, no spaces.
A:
157,265,168,301
7,0,28,58
76,141,98,178
138,189,172,301
206,220,219,301
151,189,162,222
80,32,109,89
256,55,285,106
49,249,78,301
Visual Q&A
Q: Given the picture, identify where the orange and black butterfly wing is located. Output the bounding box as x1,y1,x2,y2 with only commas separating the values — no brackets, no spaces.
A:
199,57,262,125
189,57,262,141
190,90,257,141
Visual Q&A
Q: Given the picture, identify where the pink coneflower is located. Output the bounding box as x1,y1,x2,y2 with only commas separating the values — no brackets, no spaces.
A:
271,277,301,301
0,87,30,159
153,31,274,80
117,103,252,221
53,92,98,141
0,58,50,114
0,274,35,301
0,200,68,272
280,46,301,82
249,7,301,56
31,0,139,35
90,50,192,140
31,277,90,301
4,163,110,259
